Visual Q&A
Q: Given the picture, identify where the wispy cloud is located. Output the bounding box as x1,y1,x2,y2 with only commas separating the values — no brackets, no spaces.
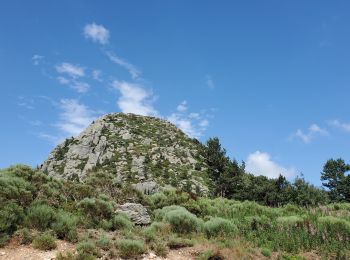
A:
176,100,187,112
56,62,85,78
112,80,158,116
246,151,297,178
106,51,141,80
32,54,44,65
92,69,102,82
56,99,98,137
167,101,210,139
84,23,110,45
56,76,90,93
206,75,215,89
17,96,35,109
293,124,328,143
55,63,90,93
328,119,350,132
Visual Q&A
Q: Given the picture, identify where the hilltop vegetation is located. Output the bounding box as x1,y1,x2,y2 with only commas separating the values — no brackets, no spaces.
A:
1,114,350,259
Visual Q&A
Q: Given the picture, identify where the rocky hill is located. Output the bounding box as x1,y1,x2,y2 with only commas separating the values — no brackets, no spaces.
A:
41,113,209,195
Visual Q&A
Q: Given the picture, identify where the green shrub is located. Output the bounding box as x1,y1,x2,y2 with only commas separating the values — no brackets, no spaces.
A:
14,228,32,245
111,213,133,230
77,197,114,226
165,209,202,233
0,234,10,248
56,251,76,260
143,222,171,242
150,239,168,257
116,239,145,258
0,171,33,207
96,234,111,250
32,232,57,250
167,237,194,249
204,217,237,238
154,205,186,220
27,204,56,231
76,240,99,259
261,247,271,257
155,206,202,233
52,210,78,242
0,203,24,235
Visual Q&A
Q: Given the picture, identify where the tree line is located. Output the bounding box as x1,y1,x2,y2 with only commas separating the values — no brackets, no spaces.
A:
203,137,350,206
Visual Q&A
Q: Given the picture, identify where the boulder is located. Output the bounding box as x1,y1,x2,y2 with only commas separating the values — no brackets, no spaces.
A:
117,203,151,225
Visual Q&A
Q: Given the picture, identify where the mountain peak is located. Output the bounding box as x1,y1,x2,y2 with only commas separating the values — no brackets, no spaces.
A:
41,113,209,195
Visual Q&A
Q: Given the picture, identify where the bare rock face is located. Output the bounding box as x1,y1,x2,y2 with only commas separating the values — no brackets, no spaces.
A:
117,203,151,225
41,113,209,195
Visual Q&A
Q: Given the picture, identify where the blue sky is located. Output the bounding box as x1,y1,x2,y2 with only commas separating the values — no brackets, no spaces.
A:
1,1,349,185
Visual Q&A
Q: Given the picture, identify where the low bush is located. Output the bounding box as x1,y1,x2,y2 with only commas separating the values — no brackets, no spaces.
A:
167,237,194,249
111,213,133,230
14,228,32,245
76,240,100,259
77,197,114,226
150,239,168,257
261,247,271,257
143,222,171,242
52,210,78,242
32,232,57,250
56,251,76,260
0,203,24,236
117,239,145,258
27,204,56,231
156,206,202,233
0,234,10,248
96,234,111,250
204,217,237,238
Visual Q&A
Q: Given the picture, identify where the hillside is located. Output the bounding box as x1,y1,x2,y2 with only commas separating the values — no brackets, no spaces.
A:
41,113,209,195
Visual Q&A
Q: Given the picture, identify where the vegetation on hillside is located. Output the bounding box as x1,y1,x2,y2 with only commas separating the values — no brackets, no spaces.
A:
0,136,349,259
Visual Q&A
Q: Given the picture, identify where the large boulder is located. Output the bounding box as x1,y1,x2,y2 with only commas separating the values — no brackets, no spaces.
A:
117,203,151,225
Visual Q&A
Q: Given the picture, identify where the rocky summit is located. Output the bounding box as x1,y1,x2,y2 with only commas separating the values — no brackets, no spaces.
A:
41,113,209,195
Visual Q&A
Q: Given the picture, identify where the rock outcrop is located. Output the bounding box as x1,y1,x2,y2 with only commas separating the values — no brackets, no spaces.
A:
41,113,209,195
116,203,151,225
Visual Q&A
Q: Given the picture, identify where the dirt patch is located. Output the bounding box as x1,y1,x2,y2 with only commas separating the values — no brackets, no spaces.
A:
0,240,75,260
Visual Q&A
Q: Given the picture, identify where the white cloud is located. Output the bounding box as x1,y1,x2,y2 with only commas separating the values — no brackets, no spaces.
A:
71,81,90,93
329,119,350,132
167,101,210,139
55,63,90,93
199,119,209,127
57,76,70,85
56,77,90,93
112,80,158,116
83,23,110,45
206,75,215,89
293,124,328,143
92,69,102,81
56,99,97,136
176,100,187,112
32,54,44,65
56,62,85,78
106,52,141,80
246,151,297,178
